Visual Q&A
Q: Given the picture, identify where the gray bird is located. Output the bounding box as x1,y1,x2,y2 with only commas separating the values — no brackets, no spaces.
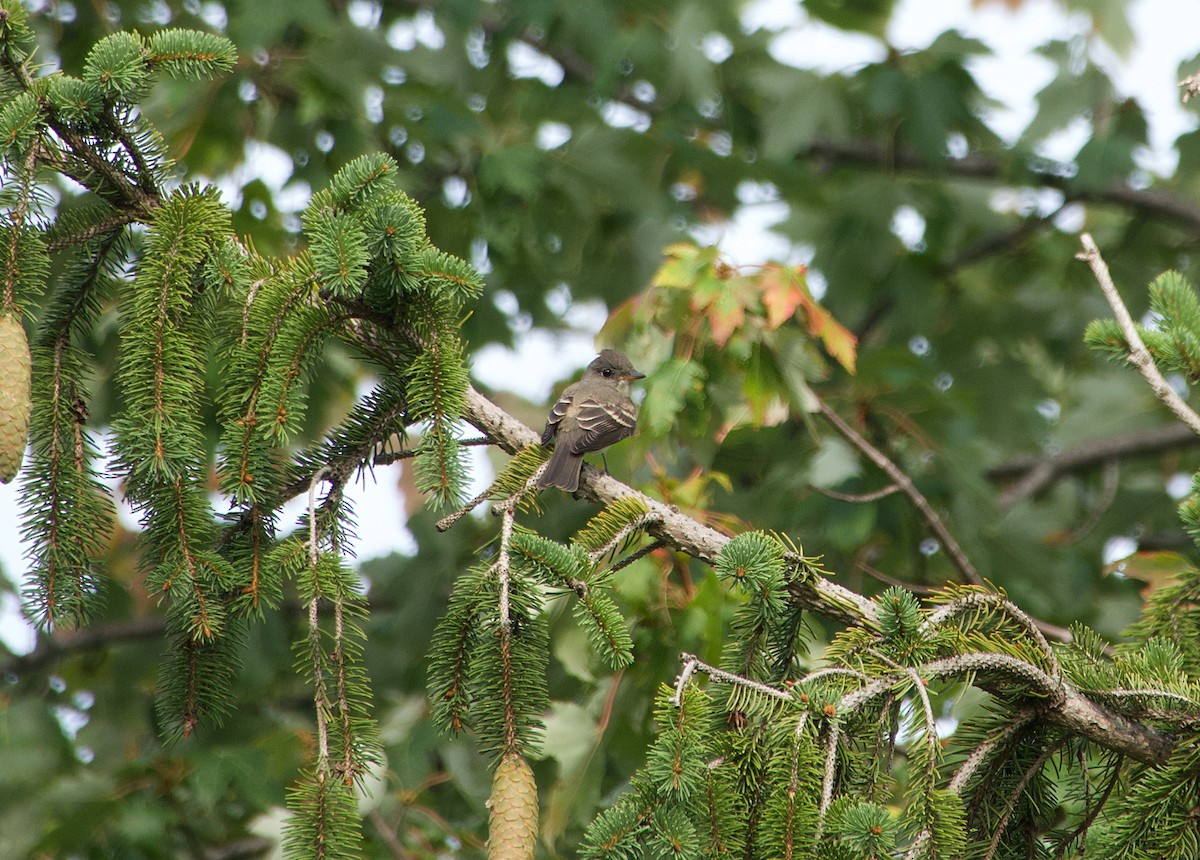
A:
538,349,645,492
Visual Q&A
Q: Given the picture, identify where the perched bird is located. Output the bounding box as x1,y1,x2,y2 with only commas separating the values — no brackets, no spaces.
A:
538,349,645,492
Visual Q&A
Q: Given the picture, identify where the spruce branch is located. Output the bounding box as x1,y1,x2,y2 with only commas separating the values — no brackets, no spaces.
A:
496,501,515,636
307,466,333,778
1052,754,1122,860
672,652,795,706
459,383,878,627
435,484,493,532
608,538,668,575
817,719,840,838
458,382,1179,764
948,710,1039,794
1078,232,1200,436
922,589,1061,677
982,735,1067,860
586,512,663,567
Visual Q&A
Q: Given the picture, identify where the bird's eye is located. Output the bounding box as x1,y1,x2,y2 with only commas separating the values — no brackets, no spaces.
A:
602,368,613,377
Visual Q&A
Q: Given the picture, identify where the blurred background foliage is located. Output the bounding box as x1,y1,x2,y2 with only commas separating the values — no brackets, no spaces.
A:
4,0,1200,856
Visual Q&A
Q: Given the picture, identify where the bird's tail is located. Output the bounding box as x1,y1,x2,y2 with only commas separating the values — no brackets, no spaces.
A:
538,446,583,491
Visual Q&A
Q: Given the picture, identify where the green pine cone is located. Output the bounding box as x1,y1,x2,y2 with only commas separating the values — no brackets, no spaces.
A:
488,752,538,860
0,312,31,483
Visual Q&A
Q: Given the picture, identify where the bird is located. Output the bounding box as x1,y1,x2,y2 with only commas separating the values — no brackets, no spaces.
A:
538,349,645,492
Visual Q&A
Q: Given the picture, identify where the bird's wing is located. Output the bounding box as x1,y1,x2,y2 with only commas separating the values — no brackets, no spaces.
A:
541,390,574,446
567,397,638,455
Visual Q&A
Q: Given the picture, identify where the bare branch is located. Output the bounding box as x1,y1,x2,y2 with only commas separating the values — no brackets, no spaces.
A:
810,483,900,503
817,398,983,585
1180,72,1200,103
2,617,167,677
987,422,1199,507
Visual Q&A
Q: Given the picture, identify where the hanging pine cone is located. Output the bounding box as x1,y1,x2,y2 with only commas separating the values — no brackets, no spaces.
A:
0,312,31,483
487,752,538,860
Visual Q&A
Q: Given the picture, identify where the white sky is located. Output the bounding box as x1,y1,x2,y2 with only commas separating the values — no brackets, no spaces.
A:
2,0,1197,652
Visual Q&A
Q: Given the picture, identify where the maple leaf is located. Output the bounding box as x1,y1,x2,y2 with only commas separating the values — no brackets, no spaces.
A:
759,265,806,330
704,286,745,348
760,265,858,374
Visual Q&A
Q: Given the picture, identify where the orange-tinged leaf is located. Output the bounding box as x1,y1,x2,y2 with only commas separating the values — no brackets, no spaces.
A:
599,294,640,343
706,286,745,348
796,287,858,374
760,265,806,330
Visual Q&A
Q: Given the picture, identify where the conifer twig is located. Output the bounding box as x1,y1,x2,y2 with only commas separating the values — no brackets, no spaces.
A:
1077,232,1200,437
816,719,840,837
982,735,1067,860
307,467,331,776
922,591,1061,677
1052,755,1122,860
673,653,794,704
495,502,515,633
586,512,663,566
608,538,667,575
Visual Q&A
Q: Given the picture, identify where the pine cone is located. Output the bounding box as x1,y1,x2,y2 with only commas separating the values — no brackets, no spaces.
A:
0,312,31,483
487,752,538,860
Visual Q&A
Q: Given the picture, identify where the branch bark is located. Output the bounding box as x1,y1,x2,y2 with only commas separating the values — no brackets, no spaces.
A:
461,385,876,626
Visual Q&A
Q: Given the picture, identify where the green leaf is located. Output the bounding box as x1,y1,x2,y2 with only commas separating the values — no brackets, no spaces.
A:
639,357,703,436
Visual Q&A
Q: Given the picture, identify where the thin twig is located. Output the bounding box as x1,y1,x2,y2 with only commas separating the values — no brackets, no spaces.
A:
673,653,794,704
817,398,983,585
608,538,667,574
810,483,900,503
587,512,663,566
922,591,1061,677
1059,458,1120,544
307,467,331,776
435,485,492,532
858,560,938,593
816,720,841,838
1077,233,1200,437
2,617,168,677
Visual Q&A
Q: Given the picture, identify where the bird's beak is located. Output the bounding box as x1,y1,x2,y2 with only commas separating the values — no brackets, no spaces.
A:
623,371,646,381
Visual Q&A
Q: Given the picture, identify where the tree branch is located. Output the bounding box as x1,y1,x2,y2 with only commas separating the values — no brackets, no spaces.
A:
381,2,1200,240
986,421,1200,506
816,398,983,586
1078,233,1200,436
2,616,168,677
806,139,1200,234
461,384,876,627
460,383,1178,764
